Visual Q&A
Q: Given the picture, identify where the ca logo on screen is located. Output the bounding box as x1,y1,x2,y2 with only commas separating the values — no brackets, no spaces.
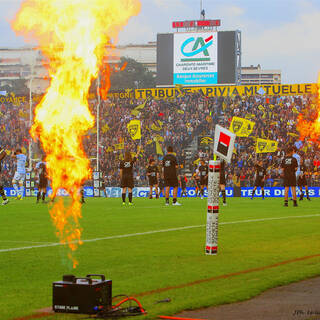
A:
181,35,213,62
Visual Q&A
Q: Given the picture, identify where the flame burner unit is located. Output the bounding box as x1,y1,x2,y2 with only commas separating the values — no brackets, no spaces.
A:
53,274,112,314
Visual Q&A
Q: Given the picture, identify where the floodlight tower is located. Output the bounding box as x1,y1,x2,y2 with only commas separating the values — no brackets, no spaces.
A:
200,0,205,20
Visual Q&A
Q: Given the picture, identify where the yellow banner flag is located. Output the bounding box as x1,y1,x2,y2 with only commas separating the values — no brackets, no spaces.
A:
101,123,110,133
292,106,300,114
154,135,164,155
114,143,124,150
222,102,227,111
155,141,163,155
245,113,255,119
256,138,278,153
154,134,164,142
151,120,163,131
288,132,299,138
175,84,185,97
105,146,113,153
131,99,147,116
127,120,141,140
230,117,255,137
200,136,213,145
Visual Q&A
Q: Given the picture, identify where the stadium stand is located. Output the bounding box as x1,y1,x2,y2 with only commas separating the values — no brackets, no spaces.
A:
0,91,319,188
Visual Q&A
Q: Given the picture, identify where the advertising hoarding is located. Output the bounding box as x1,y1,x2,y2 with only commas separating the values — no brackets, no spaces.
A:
173,32,218,85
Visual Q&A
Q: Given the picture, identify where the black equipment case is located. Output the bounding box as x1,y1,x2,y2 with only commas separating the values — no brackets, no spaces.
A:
52,274,112,314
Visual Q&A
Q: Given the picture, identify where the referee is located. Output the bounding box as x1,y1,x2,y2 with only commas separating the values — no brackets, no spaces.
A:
298,156,311,201
162,146,181,206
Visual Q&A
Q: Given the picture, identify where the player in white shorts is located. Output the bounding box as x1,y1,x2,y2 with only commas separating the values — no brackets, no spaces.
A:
12,149,27,200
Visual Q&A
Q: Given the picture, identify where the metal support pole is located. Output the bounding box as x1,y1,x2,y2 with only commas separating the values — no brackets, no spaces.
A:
96,75,101,171
28,63,34,170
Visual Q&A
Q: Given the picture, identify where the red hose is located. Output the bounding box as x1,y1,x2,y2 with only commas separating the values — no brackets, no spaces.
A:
159,317,208,320
112,296,146,313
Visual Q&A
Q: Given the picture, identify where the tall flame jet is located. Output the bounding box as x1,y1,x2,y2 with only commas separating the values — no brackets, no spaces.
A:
12,0,141,268
297,75,320,143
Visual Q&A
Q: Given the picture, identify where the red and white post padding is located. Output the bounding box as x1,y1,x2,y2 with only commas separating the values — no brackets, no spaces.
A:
205,160,220,255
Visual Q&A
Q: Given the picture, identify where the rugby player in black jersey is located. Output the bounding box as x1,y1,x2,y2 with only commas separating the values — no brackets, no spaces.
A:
147,158,159,199
220,159,227,206
198,160,208,199
35,156,48,203
180,173,187,197
281,147,298,207
158,165,165,198
162,146,181,206
251,160,266,200
192,172,201,197
119,147,140,205
298,156,311,201
0,146,9,205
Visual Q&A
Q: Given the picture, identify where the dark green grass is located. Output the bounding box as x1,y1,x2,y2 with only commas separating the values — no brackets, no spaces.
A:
0,197,319,320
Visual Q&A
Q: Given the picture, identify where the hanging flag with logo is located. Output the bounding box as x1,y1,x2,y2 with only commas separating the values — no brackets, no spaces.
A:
229,117,255,137
154,136,164,155
256,138,278,153
213,125,236,163
127,120,141,140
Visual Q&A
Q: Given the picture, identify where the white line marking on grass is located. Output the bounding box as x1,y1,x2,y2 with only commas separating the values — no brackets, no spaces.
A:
0,214,319,254
0,240,55,244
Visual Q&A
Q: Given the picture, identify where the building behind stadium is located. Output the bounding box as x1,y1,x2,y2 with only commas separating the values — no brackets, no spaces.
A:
0,19,281,93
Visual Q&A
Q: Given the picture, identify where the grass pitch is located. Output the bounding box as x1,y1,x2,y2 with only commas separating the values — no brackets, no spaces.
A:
0,196,320,320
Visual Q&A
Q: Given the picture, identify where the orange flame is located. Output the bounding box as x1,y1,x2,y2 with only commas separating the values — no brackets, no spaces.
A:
12,0,141,268
297,74,320,143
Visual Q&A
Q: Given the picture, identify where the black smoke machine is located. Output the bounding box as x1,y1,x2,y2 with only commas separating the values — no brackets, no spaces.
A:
52,274,146,318
53,274,112,314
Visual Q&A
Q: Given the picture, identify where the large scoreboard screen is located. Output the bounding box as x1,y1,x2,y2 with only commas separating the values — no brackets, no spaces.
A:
157,31,239,86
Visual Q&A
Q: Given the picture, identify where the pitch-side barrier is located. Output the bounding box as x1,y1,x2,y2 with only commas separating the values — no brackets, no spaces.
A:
3,187,320,198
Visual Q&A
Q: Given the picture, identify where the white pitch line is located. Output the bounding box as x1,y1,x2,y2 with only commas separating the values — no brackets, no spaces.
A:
0,214,319,254
0,240,55,244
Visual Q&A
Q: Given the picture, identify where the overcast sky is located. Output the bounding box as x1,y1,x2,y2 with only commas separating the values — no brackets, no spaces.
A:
1,0,320,83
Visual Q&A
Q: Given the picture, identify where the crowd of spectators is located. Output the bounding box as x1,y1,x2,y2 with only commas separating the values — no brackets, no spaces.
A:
85,91,212,186
0,98,29,186
1,90,320,188
85,91,320,187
